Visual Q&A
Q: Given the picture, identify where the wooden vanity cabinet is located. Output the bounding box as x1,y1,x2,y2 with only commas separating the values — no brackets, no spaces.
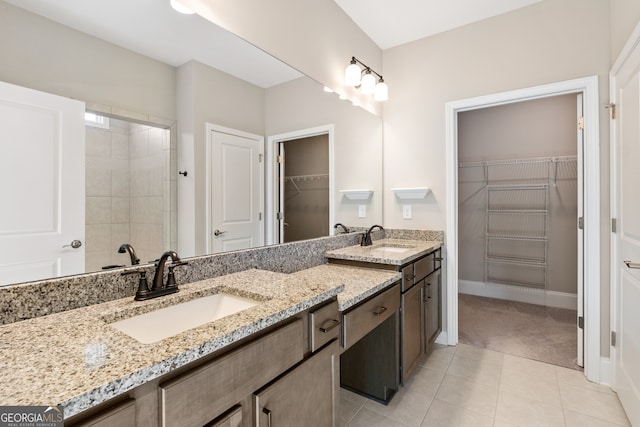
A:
69,399,136,427
67,299,340,427
254,339,339,427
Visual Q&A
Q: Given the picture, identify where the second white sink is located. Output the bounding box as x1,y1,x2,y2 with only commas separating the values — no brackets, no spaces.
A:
111,293,259,344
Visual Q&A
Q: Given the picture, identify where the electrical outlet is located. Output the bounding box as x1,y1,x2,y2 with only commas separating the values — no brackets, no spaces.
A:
403,204,412,219
358,205,366,218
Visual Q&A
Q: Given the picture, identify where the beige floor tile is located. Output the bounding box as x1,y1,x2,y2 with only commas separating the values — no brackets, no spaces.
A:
340,396,364,427
502,354,557,379
564,408,631,427
559,384,630,426
495,391,566,427
346,407,410,427
421,347,455,372
434,374,499,417
403,366,446,397
454,343,504,365
556,366,615,395
447,353,502,387
492,421,518,427
420,399,493,427
340,387,369,406
365,387,433,427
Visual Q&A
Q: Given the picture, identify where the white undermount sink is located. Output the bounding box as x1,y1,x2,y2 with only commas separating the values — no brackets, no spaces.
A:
110,293,259,344
368,244,416,255
371,247,412,254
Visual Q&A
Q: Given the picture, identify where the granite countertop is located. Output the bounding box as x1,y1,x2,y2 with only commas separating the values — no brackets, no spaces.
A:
0,269,343,418
325,239,442,266
290,264,401,311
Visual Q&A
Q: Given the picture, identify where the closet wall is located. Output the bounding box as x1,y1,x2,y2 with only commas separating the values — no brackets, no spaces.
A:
458,94,578,297
282,134,329,242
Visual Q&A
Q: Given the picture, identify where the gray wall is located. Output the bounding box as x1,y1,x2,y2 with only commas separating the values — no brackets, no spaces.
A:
283,135,329,242
458,94,578,296
0,1,176,121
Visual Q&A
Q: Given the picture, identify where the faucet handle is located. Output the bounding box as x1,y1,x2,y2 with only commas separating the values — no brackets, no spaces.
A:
122,270,152,300
166,261,188,289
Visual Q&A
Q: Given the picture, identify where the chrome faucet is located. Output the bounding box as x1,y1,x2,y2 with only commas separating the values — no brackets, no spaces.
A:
122,251,188,301
118,243,140,265
334,223,350,234
361,225,384,246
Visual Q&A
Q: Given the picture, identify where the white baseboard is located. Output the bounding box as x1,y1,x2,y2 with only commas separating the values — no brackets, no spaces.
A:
458,280,577,310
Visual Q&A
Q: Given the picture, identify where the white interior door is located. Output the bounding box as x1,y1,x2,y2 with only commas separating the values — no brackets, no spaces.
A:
611,29,640,426
209,126,263,253
0,81,85,285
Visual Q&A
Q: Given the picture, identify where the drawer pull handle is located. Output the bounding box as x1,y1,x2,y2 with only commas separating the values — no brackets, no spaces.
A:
263,407,272,427
405,274,415,281
372,306,387,316
319,319,341,333
435,257,443,261
624,260,640,269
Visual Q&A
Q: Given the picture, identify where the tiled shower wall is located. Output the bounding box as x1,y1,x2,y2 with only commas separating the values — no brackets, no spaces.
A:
85,118,171,271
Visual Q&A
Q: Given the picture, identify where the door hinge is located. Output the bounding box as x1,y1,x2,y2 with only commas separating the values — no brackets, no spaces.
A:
276,212,284,220
605,103,616,119
612,218,617,233
577,116,584,130
259,153,263,163
611,331,617,347
259,212,262,221
578,217,584,230
578,316,584,329
277,155,284,164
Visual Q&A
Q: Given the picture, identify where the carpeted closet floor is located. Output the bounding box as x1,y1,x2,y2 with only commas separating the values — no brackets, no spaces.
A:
458,293,580,370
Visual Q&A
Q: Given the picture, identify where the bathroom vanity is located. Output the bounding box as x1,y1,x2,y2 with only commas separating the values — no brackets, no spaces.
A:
325,239,443,385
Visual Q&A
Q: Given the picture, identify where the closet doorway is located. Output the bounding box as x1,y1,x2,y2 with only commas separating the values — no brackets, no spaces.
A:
457,94,580,369
266,125,334,244
445,76,601,382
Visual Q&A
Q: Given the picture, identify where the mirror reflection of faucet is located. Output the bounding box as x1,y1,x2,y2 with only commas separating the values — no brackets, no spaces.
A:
334,223,350,234
118,243,140,265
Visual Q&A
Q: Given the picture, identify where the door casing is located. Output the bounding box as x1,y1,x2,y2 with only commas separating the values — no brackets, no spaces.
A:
445,76,601,382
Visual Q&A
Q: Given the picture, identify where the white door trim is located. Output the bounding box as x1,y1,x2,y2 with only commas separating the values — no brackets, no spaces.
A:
266,125,335,245
445,76,601,382
205,123,265,254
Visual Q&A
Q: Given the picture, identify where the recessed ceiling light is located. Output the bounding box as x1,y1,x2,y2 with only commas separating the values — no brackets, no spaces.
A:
170,0,195,15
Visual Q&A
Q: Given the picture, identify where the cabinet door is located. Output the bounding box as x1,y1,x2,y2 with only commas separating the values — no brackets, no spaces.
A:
205,406,242,427
401,282,423,384
254,340,339,427
71,400,136,427
424,271,442,347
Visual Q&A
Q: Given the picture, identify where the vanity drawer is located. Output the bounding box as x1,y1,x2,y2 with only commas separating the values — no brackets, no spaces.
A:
160,319,303,427
342,283,400,349
414,252,435,282
309,300,340,352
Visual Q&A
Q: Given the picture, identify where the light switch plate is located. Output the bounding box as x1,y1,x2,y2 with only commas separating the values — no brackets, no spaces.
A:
403,204,412,219
358,205,366,218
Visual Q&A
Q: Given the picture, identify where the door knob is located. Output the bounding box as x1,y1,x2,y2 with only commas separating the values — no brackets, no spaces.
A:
213,229,227,236
62,240,82,249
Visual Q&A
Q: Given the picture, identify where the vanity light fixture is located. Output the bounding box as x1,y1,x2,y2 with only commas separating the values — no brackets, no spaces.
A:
170,0,195,14
344,56,388,101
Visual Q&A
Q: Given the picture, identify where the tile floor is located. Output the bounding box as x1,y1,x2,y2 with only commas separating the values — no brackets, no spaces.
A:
340,343,630,427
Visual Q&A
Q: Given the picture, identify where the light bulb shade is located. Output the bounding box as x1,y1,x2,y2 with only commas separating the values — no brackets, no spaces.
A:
360,72,376,94
170,0,195,14
345,63,361,86
374,80,389,101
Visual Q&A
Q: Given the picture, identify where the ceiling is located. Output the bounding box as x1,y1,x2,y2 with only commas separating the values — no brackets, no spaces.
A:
7,0,542,87
335,0,544,49
5,0,303,88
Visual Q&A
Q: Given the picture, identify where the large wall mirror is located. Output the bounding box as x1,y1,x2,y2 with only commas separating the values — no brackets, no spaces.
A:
0,0,383,287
